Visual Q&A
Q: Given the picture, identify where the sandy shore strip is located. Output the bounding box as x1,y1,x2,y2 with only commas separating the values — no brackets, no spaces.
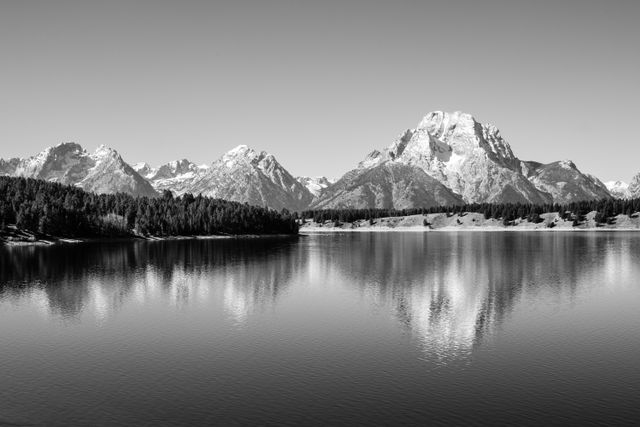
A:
300,212,640,233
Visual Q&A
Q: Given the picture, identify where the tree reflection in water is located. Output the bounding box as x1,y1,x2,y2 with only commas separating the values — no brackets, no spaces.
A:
2,232,639,361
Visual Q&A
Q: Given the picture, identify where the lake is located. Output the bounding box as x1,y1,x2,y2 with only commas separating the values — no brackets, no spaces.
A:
1,232,640,426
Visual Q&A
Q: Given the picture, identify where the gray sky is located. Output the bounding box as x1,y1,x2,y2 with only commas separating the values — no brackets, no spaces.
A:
1,0,639,181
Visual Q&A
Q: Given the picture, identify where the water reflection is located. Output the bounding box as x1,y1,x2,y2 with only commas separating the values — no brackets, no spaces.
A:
2,233,640,359
303,232,640,359
0,238,301,323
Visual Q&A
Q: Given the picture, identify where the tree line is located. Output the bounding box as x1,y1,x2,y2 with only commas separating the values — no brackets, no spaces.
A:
301,198,640,226
0,177,299,238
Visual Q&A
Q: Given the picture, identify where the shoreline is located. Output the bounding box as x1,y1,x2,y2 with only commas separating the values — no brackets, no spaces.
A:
300,211,640,234
301,227,640,233
0,230,299,247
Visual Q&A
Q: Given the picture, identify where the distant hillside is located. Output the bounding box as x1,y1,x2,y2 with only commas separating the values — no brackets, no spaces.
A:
301,197,640,231
300,211,640,232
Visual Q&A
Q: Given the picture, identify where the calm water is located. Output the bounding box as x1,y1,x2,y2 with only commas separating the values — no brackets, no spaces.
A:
1,232,640,426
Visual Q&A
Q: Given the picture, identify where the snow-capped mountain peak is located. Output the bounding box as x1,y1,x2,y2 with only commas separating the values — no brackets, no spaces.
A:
221,145,261,168
418,111,478,137
316,110,616,208
559,159,577,170
91,145,126,165
152,159,199,179
227,144,252,155
225,144,257,158
94,144,112,155
220,145,283,175
13,142,92,183
133,162,156,178
178,145,313,210
1,110,620,209
606,180,628,189
140,158,209,194
385,111,520,170
296,176,334,196
355,110,546,204
6,142,157,197
607,180,632,199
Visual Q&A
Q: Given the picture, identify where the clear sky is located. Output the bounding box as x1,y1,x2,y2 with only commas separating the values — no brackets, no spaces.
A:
1,0,639,181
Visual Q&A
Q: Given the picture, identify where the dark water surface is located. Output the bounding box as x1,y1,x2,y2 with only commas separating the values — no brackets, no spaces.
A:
1,232,639,426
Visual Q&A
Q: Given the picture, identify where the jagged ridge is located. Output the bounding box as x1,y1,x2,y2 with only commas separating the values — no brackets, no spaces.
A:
3,143,157,197
1,110,623,209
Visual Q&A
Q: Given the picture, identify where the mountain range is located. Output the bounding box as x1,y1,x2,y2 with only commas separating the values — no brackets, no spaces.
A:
0,143,156,197
2,111,637,210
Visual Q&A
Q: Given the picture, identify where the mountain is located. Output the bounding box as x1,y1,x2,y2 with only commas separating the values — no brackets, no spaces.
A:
296,176,334,197
181,145,313,211
2,112,620,210
319,111,554,207
4,143,157,197
79,146,158,197
521,160,611,203
132,162,156,179
0,158,19,176
605,181,631,199
319,111,618,208
628,174,640,199
141,159,209,193
2,143,313,209
311,162,464,209
151,159,207,180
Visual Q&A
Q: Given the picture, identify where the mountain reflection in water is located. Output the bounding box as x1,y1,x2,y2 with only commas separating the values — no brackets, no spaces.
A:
2,232,640,425
2,233,638,361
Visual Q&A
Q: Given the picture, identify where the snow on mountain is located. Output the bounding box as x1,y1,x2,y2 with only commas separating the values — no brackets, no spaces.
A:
150,159,204,180
6,142,157,197
311,162,464,210
141,159,209,193
296,176,334,197
80,145,158,197
320,111,553,207
627,173,640,199
12,142,95,184
1,112,626,210
520,159,611,203
132,162,156,179
0,158,19,176
605,180,631,199
181,145,313,211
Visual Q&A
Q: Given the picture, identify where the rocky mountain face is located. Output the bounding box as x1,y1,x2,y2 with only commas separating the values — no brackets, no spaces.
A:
2,143,157,197
315,111,616,209
137,159,209,193
296,176,333,197
132,162,155,179
150,159,207,181
628,174,640,199
605,181,631,199
311,162,464,209
0,158,19,175
318,112,549,208
2,111,621,210
81,146,159,197
521,160,611,204
181,145,314,211
605,174,640,200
